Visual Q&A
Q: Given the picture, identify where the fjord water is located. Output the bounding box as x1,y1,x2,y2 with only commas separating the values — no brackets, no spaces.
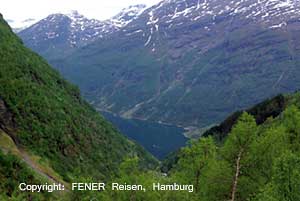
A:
102,111,188,159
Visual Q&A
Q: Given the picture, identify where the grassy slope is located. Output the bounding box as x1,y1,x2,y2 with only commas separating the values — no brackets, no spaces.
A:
0,129,69,200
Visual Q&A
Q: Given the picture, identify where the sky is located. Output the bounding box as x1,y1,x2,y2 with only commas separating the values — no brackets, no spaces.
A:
1,0,162,27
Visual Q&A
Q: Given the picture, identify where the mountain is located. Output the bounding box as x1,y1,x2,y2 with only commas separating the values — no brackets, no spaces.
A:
20,0,300,132
0,13,157,199
18,11,116,61
18,5,146,62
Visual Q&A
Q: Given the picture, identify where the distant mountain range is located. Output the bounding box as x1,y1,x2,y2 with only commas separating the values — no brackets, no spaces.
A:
17,5,146,61
19,0,300,133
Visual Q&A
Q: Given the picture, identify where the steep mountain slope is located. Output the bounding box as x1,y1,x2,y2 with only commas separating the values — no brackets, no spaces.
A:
0,12,157,192
39,0,300,130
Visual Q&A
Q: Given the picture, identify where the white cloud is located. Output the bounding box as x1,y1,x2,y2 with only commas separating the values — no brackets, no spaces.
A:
1,0,162,22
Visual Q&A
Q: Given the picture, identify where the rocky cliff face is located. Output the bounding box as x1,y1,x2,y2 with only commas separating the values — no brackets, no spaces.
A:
0,99,16,139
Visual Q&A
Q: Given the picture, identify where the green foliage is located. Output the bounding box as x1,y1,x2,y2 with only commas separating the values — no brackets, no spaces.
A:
249,125,289,182
254,184,279,201
172,137,216,193
0,150,51,201
282,105,300,152
272,152,300,201
199,159,232,201
255,152,300,201
222,112,258,161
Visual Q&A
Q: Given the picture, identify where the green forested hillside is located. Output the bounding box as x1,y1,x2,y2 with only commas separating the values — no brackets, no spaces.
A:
0,13,157,199
203,94,287,141
94,92,300,201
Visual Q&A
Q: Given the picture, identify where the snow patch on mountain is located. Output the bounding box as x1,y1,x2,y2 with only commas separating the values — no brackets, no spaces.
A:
270,21,287,28
111,4,147,27
139,0,300,31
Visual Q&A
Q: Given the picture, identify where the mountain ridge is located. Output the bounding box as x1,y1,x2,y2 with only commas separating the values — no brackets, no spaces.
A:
18,5,147,61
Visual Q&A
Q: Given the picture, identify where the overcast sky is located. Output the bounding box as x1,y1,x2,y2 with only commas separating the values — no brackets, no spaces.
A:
2,0,162,25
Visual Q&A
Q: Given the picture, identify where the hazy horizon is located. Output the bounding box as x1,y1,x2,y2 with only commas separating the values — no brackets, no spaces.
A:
2,0,162,27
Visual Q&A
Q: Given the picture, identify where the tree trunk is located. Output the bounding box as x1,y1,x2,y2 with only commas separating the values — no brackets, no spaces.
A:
231,149,243,201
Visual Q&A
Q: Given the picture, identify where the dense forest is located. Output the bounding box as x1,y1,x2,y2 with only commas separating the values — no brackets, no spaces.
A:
1,11,300,201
